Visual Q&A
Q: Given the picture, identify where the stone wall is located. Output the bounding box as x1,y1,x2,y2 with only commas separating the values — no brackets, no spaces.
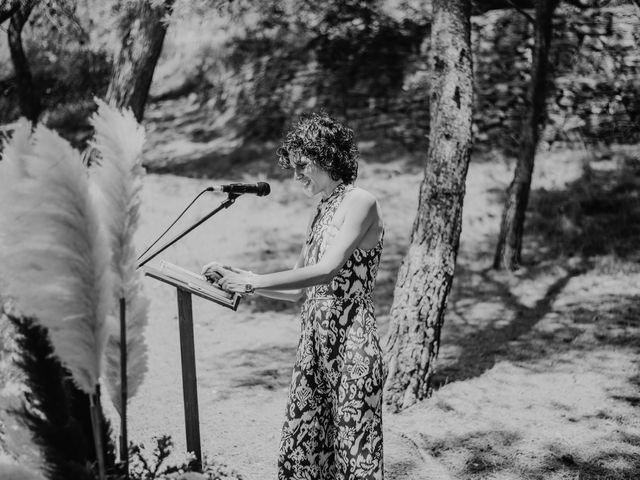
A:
211,5,640,154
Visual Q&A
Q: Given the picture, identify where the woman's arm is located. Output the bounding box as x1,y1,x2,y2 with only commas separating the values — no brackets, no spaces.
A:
218,190,378,293
203,242,307,303
251,247,306,302
252,288,303,302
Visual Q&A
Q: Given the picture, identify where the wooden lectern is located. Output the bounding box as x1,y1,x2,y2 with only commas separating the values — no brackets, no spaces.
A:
142,261,241,469
135,192,243,470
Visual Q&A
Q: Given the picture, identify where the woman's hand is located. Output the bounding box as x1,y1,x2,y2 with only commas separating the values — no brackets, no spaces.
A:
216,269,257,294
201,262,221,282
201,261,256,293
202,262,250,280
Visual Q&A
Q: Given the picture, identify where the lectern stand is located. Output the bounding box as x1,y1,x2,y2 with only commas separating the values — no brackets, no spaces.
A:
142,261,240,470
176,286,202,468
136,192,243,471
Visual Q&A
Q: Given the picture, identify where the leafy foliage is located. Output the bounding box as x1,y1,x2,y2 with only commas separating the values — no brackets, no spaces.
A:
129,435,175,480
0,0,112,133
310,0,426,97
128,435,243,480
1,0,636,152
5,313,116,480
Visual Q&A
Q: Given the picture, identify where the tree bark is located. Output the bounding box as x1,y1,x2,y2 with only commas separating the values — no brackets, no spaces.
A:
383,0,473,412
7,0,41,123
493,0,558,270
106,0,175,122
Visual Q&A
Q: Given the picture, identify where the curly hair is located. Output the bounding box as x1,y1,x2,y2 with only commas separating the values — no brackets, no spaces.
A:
277,112,359,184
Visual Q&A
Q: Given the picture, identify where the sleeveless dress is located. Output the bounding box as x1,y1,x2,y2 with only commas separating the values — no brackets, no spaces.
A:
278,183,385,480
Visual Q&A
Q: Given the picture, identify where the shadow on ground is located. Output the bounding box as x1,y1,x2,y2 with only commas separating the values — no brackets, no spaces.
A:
432,264,585,386
420,428,640,480
433,152,640,386
411,152,640,479
216,344,296,391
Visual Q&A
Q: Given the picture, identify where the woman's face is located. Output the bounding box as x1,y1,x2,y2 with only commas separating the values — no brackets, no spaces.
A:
292,154,333,197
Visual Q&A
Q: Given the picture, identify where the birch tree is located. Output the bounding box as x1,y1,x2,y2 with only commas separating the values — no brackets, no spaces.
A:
384,0,474,411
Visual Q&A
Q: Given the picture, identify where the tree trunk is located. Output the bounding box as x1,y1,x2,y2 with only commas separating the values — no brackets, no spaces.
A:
493,0,557,270
7,0,41,123
383,0,473,412
106,0,175,122
0,0,21,24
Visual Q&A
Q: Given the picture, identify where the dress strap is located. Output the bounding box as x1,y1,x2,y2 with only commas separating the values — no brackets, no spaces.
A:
319,182,351,205
306,183,352,246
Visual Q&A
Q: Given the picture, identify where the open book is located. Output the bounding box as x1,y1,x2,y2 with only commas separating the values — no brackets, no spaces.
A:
143,260,241,311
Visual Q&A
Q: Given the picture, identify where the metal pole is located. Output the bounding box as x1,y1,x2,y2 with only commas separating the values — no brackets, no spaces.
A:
119,297,129,477
137,194,239,269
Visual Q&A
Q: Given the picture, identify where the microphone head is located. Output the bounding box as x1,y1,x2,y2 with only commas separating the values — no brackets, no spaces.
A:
257,182,271,196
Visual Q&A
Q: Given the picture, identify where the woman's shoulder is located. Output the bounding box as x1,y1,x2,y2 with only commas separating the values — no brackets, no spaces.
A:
345,185,378,206
343,186,381,219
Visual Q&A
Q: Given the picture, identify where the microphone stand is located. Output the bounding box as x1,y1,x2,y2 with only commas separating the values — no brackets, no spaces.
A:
137,192,241,269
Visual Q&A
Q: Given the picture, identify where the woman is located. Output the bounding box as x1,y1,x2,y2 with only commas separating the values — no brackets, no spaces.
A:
203,112,385,479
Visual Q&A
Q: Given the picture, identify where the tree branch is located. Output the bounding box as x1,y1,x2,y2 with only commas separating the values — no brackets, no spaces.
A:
0,0,20,24
505,0,535,23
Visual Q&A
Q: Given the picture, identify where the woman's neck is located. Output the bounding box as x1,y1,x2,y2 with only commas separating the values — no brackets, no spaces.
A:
320,180,343,200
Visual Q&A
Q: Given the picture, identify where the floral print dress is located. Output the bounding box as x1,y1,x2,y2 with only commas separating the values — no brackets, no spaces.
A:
278,183,385,480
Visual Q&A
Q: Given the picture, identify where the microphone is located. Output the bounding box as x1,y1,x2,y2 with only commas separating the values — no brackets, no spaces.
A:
207,182,271,196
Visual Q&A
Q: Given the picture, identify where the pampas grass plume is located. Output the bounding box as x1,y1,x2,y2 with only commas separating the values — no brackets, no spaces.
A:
0,124,113,395
90,98,149,414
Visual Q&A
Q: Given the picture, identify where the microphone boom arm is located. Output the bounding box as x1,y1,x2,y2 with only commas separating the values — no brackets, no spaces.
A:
137,192,241,269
